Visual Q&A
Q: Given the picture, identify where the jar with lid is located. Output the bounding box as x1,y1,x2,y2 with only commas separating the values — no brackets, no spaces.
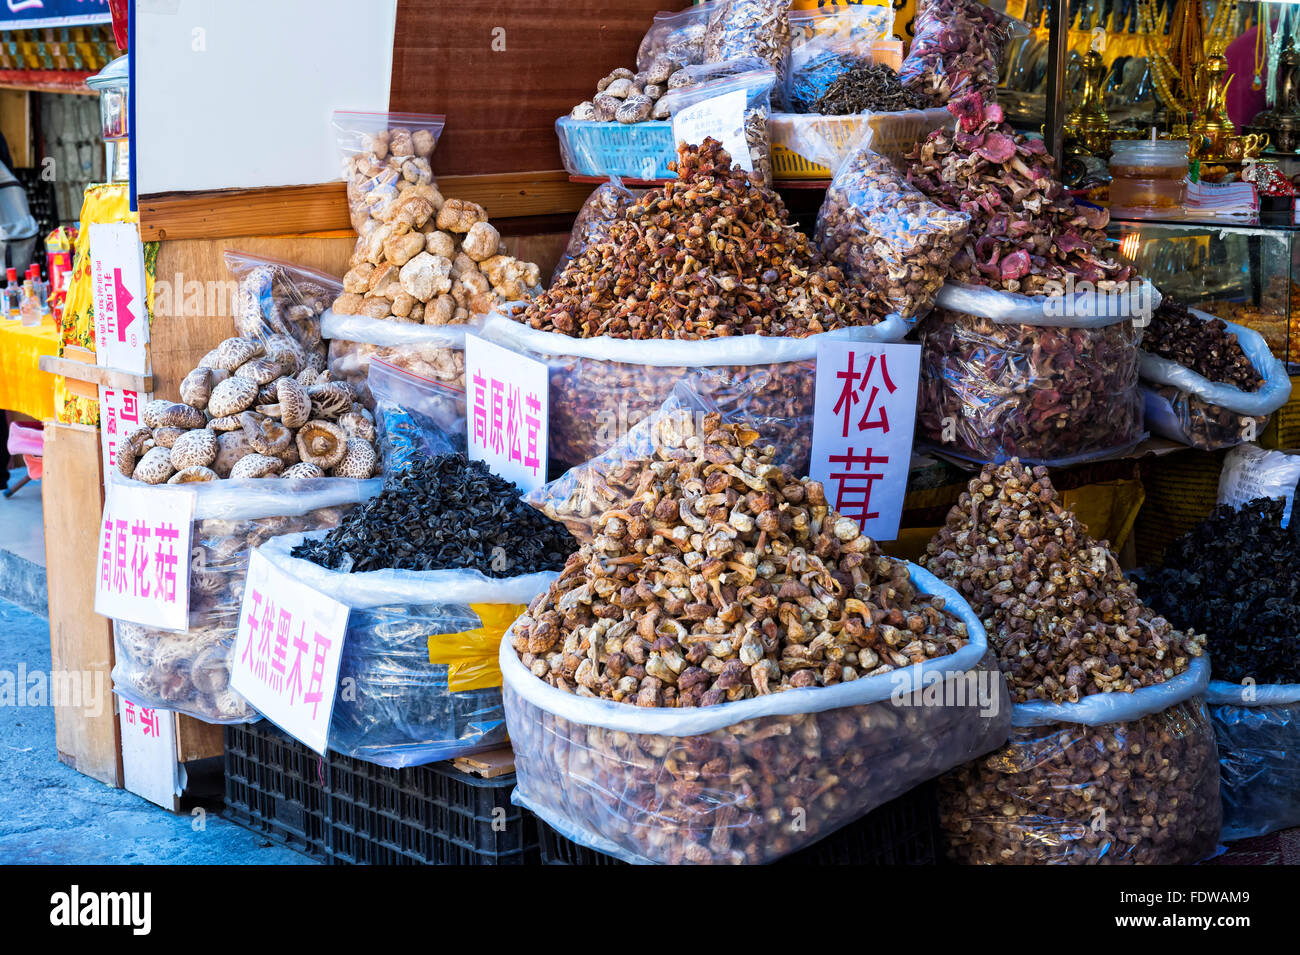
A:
1109,138,1189,218
86,55,129,183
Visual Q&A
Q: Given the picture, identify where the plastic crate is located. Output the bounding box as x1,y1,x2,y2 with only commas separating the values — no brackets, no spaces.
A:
769,107,954,179
223,722,539,865
555,116,677,180
535,782,942,865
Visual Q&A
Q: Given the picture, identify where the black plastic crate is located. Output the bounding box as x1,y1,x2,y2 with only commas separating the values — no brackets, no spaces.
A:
536,783,941,865
223,722,538,865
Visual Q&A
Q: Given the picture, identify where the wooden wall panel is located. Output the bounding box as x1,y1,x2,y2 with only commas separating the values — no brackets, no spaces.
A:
390,0,681,175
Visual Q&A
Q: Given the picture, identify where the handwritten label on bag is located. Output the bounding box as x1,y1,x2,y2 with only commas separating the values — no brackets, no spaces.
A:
465,334,549,493
231,550,350,755
95,483,195,632
809,341,921,542
672,88,752,172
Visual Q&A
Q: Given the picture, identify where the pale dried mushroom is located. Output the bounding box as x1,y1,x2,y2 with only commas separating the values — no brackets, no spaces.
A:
296,420,348,470
234,357,282,386
271,377,311,429
282,462,325,480
212,431,252,478
229,453,285,480
155,402,207,431
208,376,260,418
152,426,185,450
332,439,378,479
169,429,219,469
207,414,244,433
308,382,352,420
337,411,376,445
133,446,176,485
142,399,173,429
168,465,219,484
213,337,263,371
180,368,216,411
240,411,294,457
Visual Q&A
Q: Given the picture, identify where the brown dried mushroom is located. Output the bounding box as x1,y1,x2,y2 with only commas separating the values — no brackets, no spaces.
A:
295,420,348,470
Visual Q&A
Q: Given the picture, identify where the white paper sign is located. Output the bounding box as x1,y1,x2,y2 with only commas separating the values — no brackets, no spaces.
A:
672,88,752,172
119,693,180,811
98,386,147,481
231,550,350,755
465,334,550,492
809,341,921,542
89,222,150,374
95,482,196,632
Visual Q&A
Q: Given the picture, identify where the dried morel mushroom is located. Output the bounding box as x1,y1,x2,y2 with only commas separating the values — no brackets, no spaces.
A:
292,454,575,576
516,138,881,339
922,460,1206,703
513,412,968,706
1144,297,1264,391
1136,497,1300,685
905,94,1132,295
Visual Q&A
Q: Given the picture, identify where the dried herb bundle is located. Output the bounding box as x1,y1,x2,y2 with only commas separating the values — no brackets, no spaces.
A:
1136,498,1300,685
292,455,576,575
812,61,932,115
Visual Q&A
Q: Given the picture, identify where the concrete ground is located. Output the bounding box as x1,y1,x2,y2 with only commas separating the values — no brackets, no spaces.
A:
0,597,311,864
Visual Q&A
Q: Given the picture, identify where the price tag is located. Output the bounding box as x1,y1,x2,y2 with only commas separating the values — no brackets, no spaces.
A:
230,550,350,755
94,482,195,632
809,341,921,542
464,334,550,492
672,88,752,172
89,222,150,374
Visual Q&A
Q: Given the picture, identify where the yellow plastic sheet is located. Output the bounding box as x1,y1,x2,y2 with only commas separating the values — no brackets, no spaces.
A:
0,317,59,421
429,603,525,693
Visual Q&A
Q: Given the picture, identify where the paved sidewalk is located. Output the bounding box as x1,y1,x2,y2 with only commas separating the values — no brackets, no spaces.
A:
0,598,310,864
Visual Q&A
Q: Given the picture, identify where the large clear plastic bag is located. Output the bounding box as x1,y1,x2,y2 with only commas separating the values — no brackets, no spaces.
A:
368,357,465,472
257,532,558,767
108,475,380,724
898,0,1027,105
1207,681,1300,841
225,251,339,377
917,308,1145,466
703,0,793,111
480,311,907,468
1217,444,1300,526
322,311,478,409
552,178,640,286
1140,314,1291,450
787,6,896,114
636,3,716,72
659,68,777,186
804,126,968,320
939,658,1222,864
502,565,1010,864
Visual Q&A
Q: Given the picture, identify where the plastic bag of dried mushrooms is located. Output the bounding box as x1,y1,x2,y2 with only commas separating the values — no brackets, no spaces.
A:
109,475,380,723
256,532,560,767
1139,310,1291,452
503,408,1010,864
916,283,1160,466
224,251,338,376
1204,680,1300,841
322,310,476,410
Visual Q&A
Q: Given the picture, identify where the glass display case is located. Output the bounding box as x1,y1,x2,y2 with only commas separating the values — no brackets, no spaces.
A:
1108,217,1300,366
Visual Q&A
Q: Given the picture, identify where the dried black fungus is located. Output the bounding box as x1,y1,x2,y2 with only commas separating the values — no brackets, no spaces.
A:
292,454,576,576
1136,497,1300,684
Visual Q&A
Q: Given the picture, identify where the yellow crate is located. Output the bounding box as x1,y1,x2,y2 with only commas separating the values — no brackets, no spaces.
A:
769,107,953,179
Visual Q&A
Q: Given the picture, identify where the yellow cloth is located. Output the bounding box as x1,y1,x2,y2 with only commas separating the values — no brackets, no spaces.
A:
429,603,526,693
0,316,60,421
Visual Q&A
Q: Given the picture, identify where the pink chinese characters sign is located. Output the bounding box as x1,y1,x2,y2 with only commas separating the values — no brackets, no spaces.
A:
464,335,549,492
809,341,921,543
230,550,350,754
94,482,195,632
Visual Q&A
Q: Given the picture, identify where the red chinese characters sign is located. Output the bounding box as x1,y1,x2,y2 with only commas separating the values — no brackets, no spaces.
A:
94,483,195,632
809,341,921,542
231,550,349,755
464,335,548,492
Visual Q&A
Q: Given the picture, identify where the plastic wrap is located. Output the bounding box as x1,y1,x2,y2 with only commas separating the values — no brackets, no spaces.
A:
332,110,444,263
940,658,1221,864
322,310,478,409
1206,680,1300,841
898,0,1026,105
806,126,968,319
502,564,1011,864
659,68,777,185
1218,444,1300,526
481,311,906,467
935,277,1162,326
1139,314,1291,449
917,308,1145,466
787,6,897,114
368,357,465,472
109,475,380,723
258,532,557,767
224,251,338,375
703,0,793,110
552,178,640,285
636,3,715,72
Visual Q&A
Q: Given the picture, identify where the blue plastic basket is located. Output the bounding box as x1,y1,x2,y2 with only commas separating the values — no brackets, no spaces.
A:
555,116,677,181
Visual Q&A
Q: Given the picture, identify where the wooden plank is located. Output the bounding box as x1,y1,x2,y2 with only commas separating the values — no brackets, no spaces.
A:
42,421,122,788
138,173,594,241
0,90,31,168
175,714,225,762
452,746,516,779
38,354,153,393
391,0,676,176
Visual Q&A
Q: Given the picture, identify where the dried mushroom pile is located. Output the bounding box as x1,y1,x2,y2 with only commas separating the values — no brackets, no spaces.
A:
292,454,575,576
923,461,1206,703
808,62,932,115
232,261,332,373
119,336,380,484
906,95,1132,295
518,139,879,339
513,412,968,706
569,61,684,124
333,120,541,324
1137,498,1300,685
899,0,1018,105
1144,298,1262,390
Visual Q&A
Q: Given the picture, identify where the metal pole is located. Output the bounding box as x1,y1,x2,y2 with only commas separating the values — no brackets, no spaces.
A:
1045,0,1070,167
